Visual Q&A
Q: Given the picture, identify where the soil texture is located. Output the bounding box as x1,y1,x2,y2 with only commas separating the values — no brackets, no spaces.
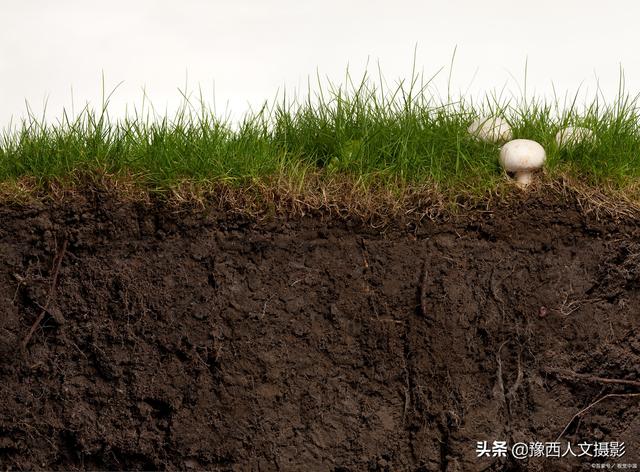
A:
0,191,639,471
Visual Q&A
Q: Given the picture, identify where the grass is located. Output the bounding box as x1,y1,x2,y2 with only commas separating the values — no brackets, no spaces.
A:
1,66,640,207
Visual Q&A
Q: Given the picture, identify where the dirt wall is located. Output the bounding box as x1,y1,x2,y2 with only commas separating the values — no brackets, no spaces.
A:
0,192,638,471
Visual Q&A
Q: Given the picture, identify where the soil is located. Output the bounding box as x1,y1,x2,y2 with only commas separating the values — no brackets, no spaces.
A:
0,190,638,471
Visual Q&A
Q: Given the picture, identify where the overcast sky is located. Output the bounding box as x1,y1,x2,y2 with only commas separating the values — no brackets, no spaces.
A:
2,0,639,127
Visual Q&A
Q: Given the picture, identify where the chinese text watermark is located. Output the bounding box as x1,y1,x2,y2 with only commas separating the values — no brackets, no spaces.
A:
476,440,627,460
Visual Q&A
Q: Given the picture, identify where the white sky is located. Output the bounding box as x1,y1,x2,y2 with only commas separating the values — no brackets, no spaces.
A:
2,0,639,127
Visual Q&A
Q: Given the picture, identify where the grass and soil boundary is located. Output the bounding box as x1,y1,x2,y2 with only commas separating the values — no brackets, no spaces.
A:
1,71,639,471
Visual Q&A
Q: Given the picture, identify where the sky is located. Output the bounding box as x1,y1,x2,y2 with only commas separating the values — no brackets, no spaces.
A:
1,0,639,127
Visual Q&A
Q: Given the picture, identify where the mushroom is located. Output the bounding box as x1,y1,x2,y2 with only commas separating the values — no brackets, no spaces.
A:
555,126,594,147
467,116,512,143
499,139,546,188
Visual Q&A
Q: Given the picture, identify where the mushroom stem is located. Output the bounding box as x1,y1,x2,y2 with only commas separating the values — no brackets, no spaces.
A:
514,171,532,188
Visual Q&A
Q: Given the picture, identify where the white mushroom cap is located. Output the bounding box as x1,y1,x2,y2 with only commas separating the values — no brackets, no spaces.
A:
467,116,512,143
499,139,546,187
555,126,594,147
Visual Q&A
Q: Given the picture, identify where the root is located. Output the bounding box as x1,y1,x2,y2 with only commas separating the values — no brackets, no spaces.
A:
554,286,604,317
374,318,404,324
402,372,410,425
400,319,413,427
543,367,640,389
494,342,524,419
21,238,68,350
506,351,524,401
494,342,507,405
555,393,640,442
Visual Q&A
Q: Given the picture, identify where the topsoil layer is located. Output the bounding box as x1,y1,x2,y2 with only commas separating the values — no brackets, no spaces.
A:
0,191,639,472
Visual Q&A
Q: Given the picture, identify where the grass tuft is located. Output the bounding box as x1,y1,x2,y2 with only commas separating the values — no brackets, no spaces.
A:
1,66,640,206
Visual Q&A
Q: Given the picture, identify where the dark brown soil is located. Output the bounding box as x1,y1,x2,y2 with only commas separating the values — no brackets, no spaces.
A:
0,191,638,471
